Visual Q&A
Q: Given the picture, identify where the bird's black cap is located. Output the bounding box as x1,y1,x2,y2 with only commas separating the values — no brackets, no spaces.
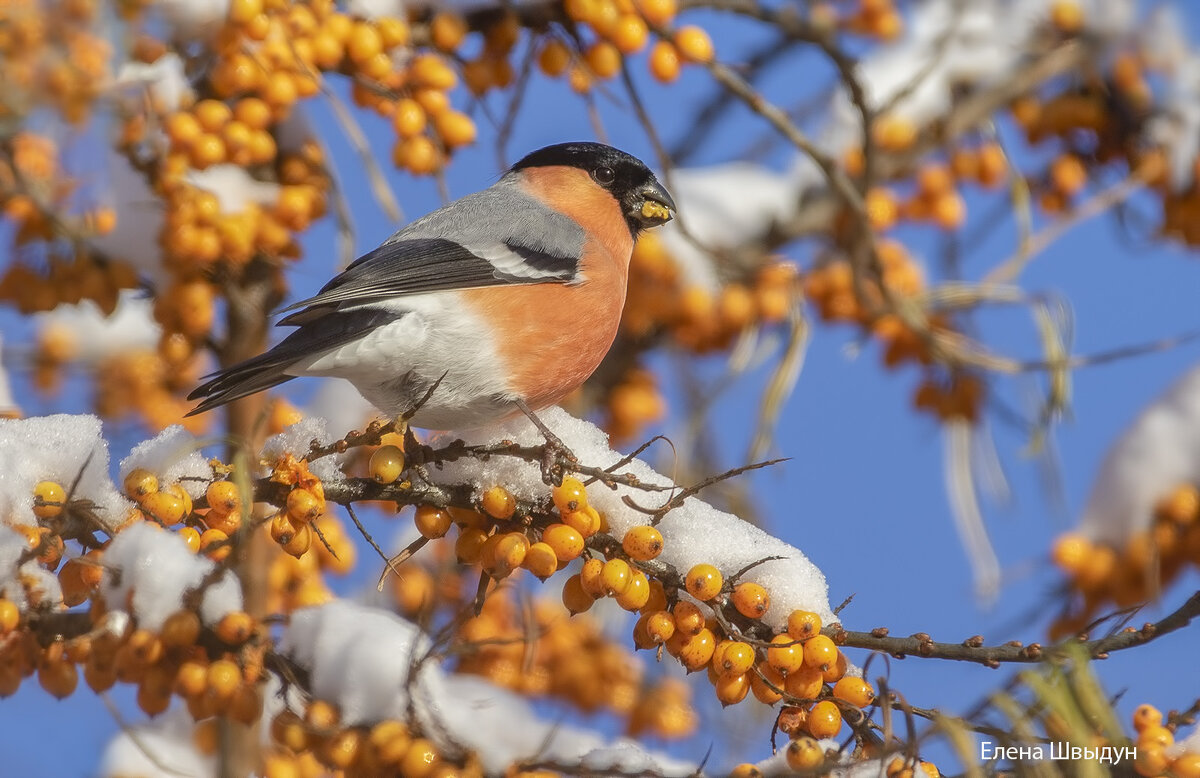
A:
511,142,676,234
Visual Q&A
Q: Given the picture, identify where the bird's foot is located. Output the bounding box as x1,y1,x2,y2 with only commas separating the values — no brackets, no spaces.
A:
515,399,577,485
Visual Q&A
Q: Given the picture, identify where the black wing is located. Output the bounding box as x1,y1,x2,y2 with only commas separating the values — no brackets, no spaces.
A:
185,308,402,416
277,237,577,326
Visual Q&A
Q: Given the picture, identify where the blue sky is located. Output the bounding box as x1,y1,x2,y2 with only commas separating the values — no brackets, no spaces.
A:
4,3,1200,775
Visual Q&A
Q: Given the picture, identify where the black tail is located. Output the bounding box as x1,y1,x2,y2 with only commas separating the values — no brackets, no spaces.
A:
185,353,298,417
186,307,404,417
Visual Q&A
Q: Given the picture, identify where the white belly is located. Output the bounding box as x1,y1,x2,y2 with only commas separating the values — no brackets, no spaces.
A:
285,294,515,429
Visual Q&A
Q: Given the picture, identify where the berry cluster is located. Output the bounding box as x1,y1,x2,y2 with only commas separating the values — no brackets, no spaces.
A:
539,0,712,88
268,700,473,777
1050,484,1200,639
1131,703,1200,778
804,241,984,423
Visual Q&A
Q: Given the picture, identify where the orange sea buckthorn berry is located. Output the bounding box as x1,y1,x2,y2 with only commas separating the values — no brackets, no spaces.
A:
600,558,632,596
377,17,409,48
672,600,705,636
1139,725,1174,749
409,54,457,90
611,15,649,53
347,22,384,64
194,100,233,133
715,672,750,706
823,649,849,684
124,468,158,502
579,558,606,597
369,719,411,765
434,110,477,149
873,115,918,152
717,641,755,677
648,40,680,82
685,563,722,600
0,599,19,634
542,523,585,561
206,659,241,702
401,738,439,777
369,444,405,484
166,113,203,150
413,88,450,117
1075,544,1117,591
552,476,588,514
1049,0,1084,34
321,727,363,770
833,676,875,707
766,633,804,674
455,526,488,563
142,490,186,525
1171,754,1200,778
174,659,208,699
622,525,663,560
585,41,621,79
430,11,468,52
786,736,824,770
281,522,312,558
190,134,227,169
481,486,516,520
562,573,596,614
1051,532,1092,575
165,484,193,518
200,528,230,561
538,39,571,77
306,699,340,731
522,541,559,579
161,610,201,648
33,481,66,519
786,609,822,641
633,613,658,649
206,507,243,536
731,765,764,778
562,507,599,537
414,505,452,539
1135,747,1170,778
645,610,675,644
785,664,824,700
487,532,529,578
392,98,426,139
228,0,263,24
1132,704,1162,733
1051,154,1087,196
976,143,1008,187
1157,484,1200,524
674,26,713,63
679,627,717,671
215,611,255,644
807,699,843,739
642,577,668,613
38,656,78,699
804,634,837,670
616,570,651,610
178,526,202,552
750,663,785,704
393,135,441,176
634,0,676,25
286,488,322,524
461,57,494,96
731,581,769,619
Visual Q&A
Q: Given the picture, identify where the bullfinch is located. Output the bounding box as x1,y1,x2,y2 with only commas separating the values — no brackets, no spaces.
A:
187,142,676,430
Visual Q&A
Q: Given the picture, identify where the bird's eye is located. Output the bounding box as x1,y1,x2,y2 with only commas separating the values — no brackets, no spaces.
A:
592,166,616,185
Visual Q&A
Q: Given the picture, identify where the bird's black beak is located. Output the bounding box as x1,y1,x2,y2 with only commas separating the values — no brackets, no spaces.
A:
632,177,676,228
